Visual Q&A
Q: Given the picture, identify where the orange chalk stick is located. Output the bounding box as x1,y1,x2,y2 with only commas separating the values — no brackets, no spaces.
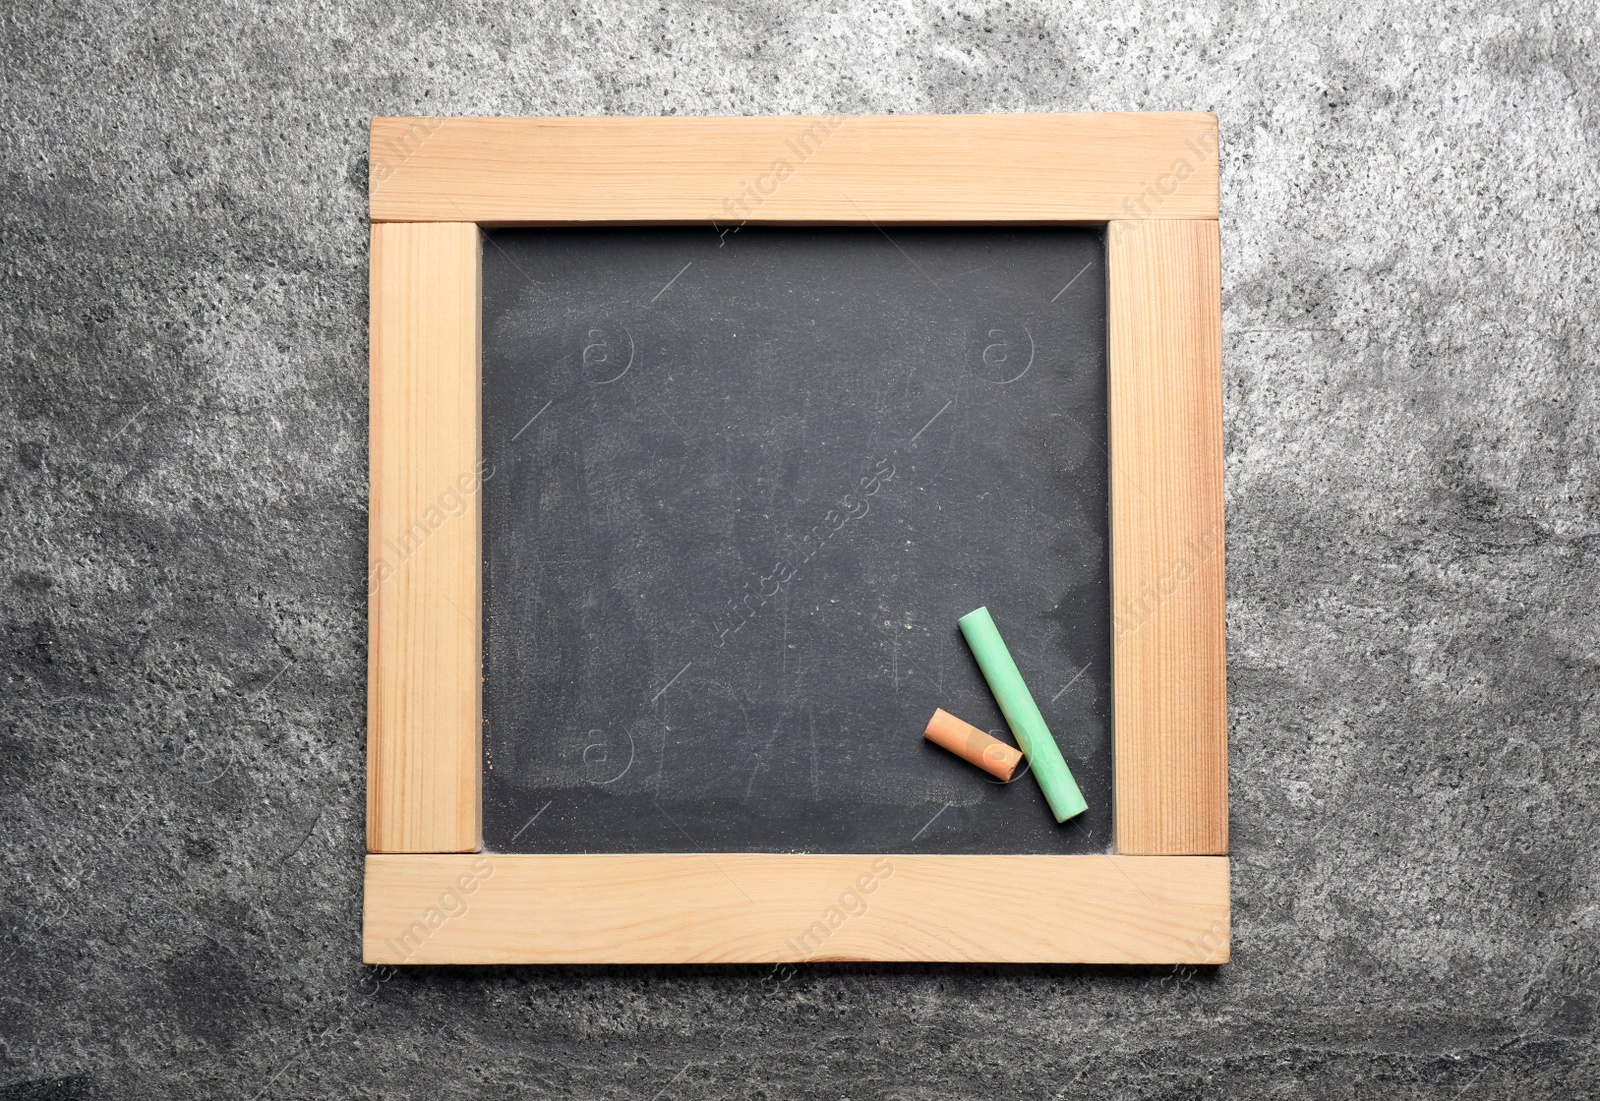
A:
923,708,1024,781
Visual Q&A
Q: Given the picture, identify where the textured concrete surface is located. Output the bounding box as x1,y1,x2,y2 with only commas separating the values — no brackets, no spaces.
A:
4,1,1598,1097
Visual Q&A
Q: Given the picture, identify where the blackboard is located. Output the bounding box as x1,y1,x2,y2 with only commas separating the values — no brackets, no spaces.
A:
480,225,1111,854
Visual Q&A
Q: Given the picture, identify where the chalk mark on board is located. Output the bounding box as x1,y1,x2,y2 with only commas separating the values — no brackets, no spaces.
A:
655,720,667,796
1050,662,1091,703
903,655,950,702
808,709,819,800
651,661,693,704
1051,259,1095,303
509,799,553,843
510,399,553,442
743,755,767,802
780,585,790,676
650,260,694,304
909,399,953,444
641,395,763,503
911,801,953,842
743,716,789,802
876,629,949,703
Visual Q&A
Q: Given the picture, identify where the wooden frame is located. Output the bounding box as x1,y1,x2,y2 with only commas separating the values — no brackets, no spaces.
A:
366,113,1227,964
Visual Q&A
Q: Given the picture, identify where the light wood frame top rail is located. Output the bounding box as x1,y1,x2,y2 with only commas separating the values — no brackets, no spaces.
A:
370,112,1220,225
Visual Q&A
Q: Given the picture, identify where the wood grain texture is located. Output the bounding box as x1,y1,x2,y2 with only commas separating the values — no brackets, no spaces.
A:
368,222,483,853
1108,220,1228,855
364,854,1230,964
369,113,1219,224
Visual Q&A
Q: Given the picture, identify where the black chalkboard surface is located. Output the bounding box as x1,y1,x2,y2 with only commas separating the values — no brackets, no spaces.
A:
481,225,1110,854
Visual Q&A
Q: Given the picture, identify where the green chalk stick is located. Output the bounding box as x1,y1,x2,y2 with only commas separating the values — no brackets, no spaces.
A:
958,605,1088,823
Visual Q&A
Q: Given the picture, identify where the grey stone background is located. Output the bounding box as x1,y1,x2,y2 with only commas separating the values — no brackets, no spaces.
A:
3,1,1597,1097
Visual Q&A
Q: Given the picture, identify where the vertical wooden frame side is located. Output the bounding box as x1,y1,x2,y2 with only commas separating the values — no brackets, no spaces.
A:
1108,220,1228,856
368,222,484,853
